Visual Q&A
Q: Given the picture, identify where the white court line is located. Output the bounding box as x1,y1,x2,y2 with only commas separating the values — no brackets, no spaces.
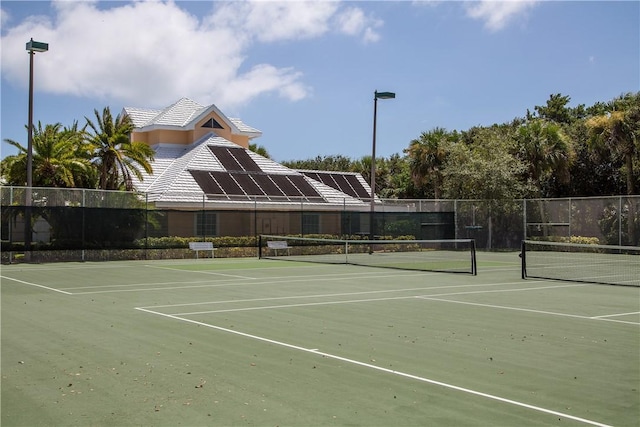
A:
62,278,242,291
591,311,640,319
134,307,612,427
162,282,640,327
140,281,544,309
63,269,397,292
0,275,73,295
158,282,568,315
66,270,431,295
419,297,640,326
144,264,256,280
171,295,416,316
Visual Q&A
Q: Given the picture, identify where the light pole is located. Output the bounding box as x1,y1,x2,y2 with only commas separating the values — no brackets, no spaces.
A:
370,90,395,243
25,38,48,254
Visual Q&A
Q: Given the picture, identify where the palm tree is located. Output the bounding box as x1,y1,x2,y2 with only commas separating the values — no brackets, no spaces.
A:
84,107,154,191
1,122,93,188
516,119,575,196
586,93,640,244
586,93,640,195
404,127,452,199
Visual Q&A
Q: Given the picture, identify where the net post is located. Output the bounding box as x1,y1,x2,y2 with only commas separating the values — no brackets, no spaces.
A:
258,235,263,259
520,240,526,279
471,239,477,275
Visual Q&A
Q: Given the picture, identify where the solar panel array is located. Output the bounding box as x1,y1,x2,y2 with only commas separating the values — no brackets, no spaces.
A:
189,170,322,201
301,171,371,199
208,146,261,172
188,145,372,202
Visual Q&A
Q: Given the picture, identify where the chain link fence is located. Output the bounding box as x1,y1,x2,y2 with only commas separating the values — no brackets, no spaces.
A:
2,186,638,262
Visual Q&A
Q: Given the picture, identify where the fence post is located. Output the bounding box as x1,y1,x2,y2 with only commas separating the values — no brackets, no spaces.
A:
454,199,458,240
145,192,149,260
523,199,527,241
619,196,623,246
82,189,86,262
568,198,572,238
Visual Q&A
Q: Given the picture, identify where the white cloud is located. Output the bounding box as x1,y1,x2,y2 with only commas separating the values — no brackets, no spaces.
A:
465,1,538,32
0,0,380,110
211,1,339,43
334,7,383,43
0,7,10,27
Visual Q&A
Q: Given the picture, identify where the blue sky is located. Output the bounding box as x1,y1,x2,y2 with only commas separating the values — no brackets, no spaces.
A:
1,1,638,163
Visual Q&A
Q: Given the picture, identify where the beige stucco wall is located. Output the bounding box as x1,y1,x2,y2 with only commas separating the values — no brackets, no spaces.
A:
160,210,345,238
131,112,249,149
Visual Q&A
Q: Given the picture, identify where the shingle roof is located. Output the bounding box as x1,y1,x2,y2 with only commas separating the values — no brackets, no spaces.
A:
127,98,365,207
133,135,368,207
148,98,207,127
123,98,261,137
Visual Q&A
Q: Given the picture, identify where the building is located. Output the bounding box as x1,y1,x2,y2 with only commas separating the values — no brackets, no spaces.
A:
124,98,373,238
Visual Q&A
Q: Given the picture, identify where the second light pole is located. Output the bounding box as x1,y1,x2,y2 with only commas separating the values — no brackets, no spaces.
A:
370,90,395,243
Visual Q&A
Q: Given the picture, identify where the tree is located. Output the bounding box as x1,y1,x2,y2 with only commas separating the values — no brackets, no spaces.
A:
586,93,640,244
378,154,414,199
249,143,271,159
1,122,92,188
405,127,454,199
85,107,154,190
281,155,354,171
442,127,527,249
586,93,640,196
515,119,575,197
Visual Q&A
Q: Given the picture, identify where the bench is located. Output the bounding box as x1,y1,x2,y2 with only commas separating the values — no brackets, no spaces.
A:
267,240,291,256
189,241,216,259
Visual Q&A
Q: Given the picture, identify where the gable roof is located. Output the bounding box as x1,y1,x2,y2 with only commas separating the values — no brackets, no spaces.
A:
123,98,262,139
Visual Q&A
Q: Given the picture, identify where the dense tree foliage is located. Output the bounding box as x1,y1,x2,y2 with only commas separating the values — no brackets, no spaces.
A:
2,122,95,188
85,107,154,191
2,92,638,199
1,107,154,191
282,92,639,199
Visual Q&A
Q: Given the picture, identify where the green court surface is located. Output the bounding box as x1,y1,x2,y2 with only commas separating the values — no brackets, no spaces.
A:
1,252,638,426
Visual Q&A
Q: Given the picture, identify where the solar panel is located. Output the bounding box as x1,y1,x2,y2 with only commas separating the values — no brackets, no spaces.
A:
251,174,285,197
209,146,261,172
301,171,367,199
192,169,324,201
344,174,371,198
316,173,336,187
189,170,224,195
209,146,241,170
287,175,321,198
332,174,358,198
232,172,265,196
210,172,245,195
230,149,262,172
304,172,323,183
270,175,302,197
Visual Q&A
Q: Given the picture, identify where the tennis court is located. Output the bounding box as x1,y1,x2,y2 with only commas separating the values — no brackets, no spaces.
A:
1,249,638,426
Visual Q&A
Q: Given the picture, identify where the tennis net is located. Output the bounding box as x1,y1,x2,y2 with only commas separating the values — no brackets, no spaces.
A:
259,235,477,275
521,240,640,287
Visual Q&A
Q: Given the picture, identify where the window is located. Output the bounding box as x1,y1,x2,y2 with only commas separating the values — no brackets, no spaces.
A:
196,212,217,237
201,117,223,129
302,213,320,235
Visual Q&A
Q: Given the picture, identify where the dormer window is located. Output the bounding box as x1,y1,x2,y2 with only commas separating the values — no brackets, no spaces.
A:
202,117,223,129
